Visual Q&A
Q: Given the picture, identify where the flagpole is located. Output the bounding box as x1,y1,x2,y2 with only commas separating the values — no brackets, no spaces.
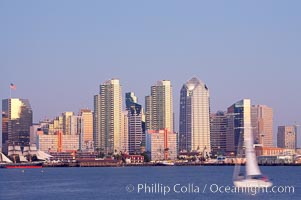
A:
9,86,11,99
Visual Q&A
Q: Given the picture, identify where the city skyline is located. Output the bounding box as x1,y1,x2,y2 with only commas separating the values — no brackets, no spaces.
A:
1,1,301,146
1,2,301,199
2,76,301,147
2,96,298,153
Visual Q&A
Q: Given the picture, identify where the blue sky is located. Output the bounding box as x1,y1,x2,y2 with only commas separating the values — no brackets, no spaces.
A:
1,1,301,145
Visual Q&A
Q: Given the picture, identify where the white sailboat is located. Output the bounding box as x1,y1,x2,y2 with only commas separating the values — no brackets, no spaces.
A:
233,123,272,188
157,160,175,166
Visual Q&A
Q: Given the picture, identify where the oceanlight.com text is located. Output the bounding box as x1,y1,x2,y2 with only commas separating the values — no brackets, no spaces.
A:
125,183,295,196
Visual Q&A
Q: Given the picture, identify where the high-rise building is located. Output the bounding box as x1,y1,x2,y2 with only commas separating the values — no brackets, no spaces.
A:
121,111,129,153
277,126,297,149
251,105,273,147
126,92,139,109
210,111,228,155
70,115,81,135
145,95,152,130
79,109,94,151
179,77,210,153
226,99,251,154
145,80,173,133
2,98,33,153
1,110,8,151
63,112,74,135
93,79,122,154
126,92,144,154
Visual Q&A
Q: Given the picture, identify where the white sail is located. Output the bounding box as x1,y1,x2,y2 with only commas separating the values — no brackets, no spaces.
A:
0,152,13,163
233,99,272,188
245,125,261,177
37,150,52,160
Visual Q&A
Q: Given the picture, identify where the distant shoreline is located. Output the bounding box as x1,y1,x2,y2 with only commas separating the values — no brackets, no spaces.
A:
42,162,301,168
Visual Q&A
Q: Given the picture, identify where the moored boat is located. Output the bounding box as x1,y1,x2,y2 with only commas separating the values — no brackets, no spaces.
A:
4,162,43,169
157,160,175,166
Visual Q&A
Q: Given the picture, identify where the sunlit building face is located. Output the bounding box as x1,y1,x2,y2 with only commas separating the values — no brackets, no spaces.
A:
2,98,33,150
145,80,173,133
93,79,122,154
179,77,211,153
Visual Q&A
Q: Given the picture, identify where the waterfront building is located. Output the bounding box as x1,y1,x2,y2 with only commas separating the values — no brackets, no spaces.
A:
255,146,295,156
38,133,79,152
34,111,90,152
93,79,122,154
124,155,144,163
179,77,210,153
145,80,173,133
277,125,297,149
146,129,177,161
2,98,33,154
251,105,273,146
62,134,79,151
37,134,58,152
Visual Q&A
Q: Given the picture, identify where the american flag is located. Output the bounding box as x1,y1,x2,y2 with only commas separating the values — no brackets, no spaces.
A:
10,83,16,90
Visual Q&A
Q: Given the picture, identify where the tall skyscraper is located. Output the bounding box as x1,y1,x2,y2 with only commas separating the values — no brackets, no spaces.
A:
145,95,152,130
121,111,129,153
179,77,210,153
251,105,273,147
126,92,139,109
126,92,144,154
226,99,251,154
93,79,122,154
145,80,173,133
210,111,228,155
79,109,94,151
2,98,33,153
277,126,297,149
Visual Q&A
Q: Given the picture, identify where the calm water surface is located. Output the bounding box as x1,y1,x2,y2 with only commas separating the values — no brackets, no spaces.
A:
0,166,299,200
